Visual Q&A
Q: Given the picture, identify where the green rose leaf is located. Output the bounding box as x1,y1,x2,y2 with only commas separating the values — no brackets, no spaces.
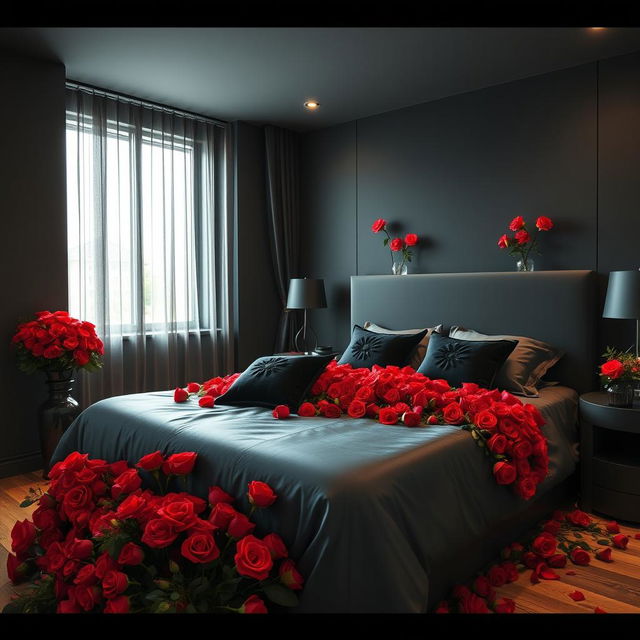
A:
263,583,299,607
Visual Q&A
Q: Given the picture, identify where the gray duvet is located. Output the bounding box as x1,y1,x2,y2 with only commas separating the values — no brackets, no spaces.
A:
50,385,578,613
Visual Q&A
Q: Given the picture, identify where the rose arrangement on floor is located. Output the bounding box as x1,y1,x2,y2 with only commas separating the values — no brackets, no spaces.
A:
4,451,303,614
434,507,635,614
174,360,549,501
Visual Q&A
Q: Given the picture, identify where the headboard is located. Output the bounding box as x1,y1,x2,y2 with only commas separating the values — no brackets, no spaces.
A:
351,270,597,394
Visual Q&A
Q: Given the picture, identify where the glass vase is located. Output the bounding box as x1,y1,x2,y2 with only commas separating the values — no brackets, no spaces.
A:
516,258,535,272
606,381,634,408
38,369,81,476
392,260,408,275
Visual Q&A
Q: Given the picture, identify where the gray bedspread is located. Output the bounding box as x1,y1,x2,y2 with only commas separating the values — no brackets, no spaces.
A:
50,386,578,613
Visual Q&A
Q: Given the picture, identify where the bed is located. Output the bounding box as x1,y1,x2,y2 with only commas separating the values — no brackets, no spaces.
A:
50,270,597,613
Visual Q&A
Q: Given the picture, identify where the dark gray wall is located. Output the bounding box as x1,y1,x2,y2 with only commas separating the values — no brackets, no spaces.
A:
0,51,68,477
234,121,280,369
301,51,640,358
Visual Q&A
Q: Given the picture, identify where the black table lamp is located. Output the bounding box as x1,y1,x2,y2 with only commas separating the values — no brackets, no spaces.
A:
603,269,640,357
286,278,327,354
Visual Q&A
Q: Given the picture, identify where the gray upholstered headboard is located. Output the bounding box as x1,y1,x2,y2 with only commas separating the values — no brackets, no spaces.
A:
351,270,597,394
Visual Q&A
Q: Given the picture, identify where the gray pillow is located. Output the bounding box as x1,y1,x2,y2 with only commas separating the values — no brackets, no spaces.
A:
363,322,442,370
448,326,563,397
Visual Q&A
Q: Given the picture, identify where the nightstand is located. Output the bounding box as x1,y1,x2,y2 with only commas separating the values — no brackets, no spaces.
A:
579,392,640,522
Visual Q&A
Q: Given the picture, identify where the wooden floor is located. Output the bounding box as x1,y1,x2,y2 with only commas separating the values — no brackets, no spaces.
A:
0,471,639,614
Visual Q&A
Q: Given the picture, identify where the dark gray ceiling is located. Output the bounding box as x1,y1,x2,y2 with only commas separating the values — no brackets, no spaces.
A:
2,27,640,131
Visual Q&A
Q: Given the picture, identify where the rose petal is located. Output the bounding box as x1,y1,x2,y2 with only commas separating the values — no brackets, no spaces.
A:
565,570,577,576
594,606,608,614
568,590,585,602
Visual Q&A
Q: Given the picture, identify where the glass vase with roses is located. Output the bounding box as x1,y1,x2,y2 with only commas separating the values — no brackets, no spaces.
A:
497,216,554,271
599,347,640,407
371,218,419,275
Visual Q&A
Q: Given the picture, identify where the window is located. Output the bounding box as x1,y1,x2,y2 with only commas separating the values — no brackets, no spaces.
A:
66,84,233,404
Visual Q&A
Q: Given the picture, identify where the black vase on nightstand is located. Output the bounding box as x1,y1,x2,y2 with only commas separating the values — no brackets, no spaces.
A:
38,370,81,475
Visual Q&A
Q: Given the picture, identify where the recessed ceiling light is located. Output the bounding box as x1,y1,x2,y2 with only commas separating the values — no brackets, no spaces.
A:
589,27,606,30
304,100,320,111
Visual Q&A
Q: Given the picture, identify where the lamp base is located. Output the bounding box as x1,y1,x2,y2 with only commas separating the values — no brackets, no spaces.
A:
294,323,318,354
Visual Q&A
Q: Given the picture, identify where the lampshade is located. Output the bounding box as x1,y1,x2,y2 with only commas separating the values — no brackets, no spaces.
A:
286,278,327,310
603,270,640,319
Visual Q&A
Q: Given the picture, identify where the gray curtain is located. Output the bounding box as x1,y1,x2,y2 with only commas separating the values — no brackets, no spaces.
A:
66,86,234,406
264,126,301,353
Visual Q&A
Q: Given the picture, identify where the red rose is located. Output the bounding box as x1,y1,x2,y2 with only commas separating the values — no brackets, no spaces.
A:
234,535,273,581
70,584,101,611
272,404,290,419
389,237,404,252
104,595,130,614
228,513,256,539
186,382,201,393
66,538,94,560
509,216,525,231
116,494,147,521
532,533,557,558
157,499,198,532
515,229,530,245
111,468,142,499
199,395,215,408
320,403,342,418
73,564,98,586
474,410,498,430
459,593,490,613
102,570,129,599
62,484,94,516
426,414,439,425
347,400,367,418
605,521,620,534
501,561,519,583
404,233,418,246
402,411,421,427
248,481,277,508
487,433,507,454
94,552,120,579
117,542,144,566
522,551,539,569
547,553,567,568
208,486,234,507
371,218,387,233
181,533,220,564
298,402,316,417
57,599,82,614
10,519,37,556
595,547,613,562
452,584,471,600
612,534,629,549
279,558,304,590
512,439,532,459
263,533,288,560
497,234,511,249
472,575,494,599
162,451,197,475
378,407,399,425
600,359,624,380
487,565,507,587
239,594,268,614
141,518,178,548
493,461,517,485
543,520,561,536
43,344,64,359
174,387,189,403
494,597,516,614
6,553,30,584
515,475,537,500
569,548,591,566
442,402,465,425
135,450,165,472
535,216,553,231
209,502,238,529
566,509,591,528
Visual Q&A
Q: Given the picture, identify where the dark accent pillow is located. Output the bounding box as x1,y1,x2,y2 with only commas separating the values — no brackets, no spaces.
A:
216,354,333,409
416,333,517,389
338,324,429,369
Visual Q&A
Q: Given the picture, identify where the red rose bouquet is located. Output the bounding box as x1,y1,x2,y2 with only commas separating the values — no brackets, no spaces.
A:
599,347,640,387
4,451,303,614
371,218,419,275
497,215,553,271
11,310,104,374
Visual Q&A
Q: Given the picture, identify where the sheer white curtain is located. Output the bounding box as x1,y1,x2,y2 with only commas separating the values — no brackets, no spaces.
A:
66,85,234,407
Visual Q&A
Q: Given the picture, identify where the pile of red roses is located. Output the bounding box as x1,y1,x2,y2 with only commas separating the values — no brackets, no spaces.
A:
11,310,104,373
435,507,635,614
4,451,303,614
174,360,549,500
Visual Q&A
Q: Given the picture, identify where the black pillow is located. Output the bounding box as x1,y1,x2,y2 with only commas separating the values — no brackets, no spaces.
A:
338,324,429,369
416,333,517,389
216,354,333,409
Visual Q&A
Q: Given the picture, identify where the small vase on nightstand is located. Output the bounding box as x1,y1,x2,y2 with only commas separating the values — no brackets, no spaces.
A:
606,382,634,408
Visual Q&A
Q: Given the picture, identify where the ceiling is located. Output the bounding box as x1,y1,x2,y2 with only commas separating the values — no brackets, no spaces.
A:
2,27,640,132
